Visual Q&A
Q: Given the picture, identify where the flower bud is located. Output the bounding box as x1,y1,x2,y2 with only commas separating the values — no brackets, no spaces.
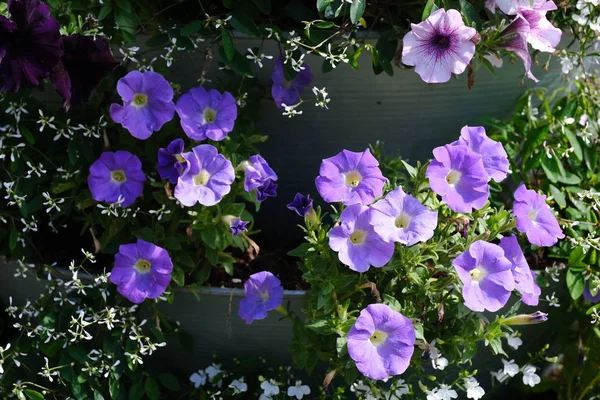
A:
502,311,548,326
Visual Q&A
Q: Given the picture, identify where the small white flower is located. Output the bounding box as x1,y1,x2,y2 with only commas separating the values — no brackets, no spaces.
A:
205,363,223,387
229,378,248,394
214,15,232,28
281,102,303,118
502,359,519,377
261,379,280,396
190,370,207,388
464,377,485,400
38,357,60,382
522,365,541,387
394,379,410,397
505,332,523,350
546,292,560,307
287,380,311,399
435,384,457,400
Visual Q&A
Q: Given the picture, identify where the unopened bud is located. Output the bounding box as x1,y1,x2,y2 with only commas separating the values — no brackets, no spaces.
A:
502,311,548,326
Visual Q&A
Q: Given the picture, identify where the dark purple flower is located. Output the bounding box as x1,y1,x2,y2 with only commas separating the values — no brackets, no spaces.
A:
315,149,386,206
271,58,312,110
401,9,476,83
583,281,600,303
51,34,118,109
426,144,490,213
256,179,278,202
174,144,234,207
453,240,515,312
499,235,540,306
238,271,284,324
175,87,237,141
109,71,175,140
157,138,188,184
519,0,562,52
287,193,314,217
0,0,62,92
370,187,438,245
513,184,564,247
243,155,278,203
110,239,173,303
329,204,394,272
503,311,548,325
230,218,248,236
88,151,146,207
499,16,538,82
456,126,509,183
347,304,416,380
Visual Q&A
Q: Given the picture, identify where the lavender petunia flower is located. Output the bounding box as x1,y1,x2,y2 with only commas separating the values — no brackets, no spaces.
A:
175,87,237,141
402,9,476,84
370,187,438,245
0,0,62,92
230,218,248,236
453,240,515,312
329,204,394,272
238,271,284,324
271,58,313,110
519,0,562,52
109,71,175,140
88,151,146,207
287,193,314,217
347,304,416,380
243,155,278,202
513,184,564,247
495,0,531,14
110,239,173,303
157,138,188,184
315,149,386,206
499,235,540,306
583,281,600,303
456,126,509,183
426,144,490,213
51,34,118,109
499,16,538,82
174,144,235,207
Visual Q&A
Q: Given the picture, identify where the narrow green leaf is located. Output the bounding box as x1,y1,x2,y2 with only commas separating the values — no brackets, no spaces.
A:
548,184,566,208
230,11,261,38
422,0,439,20
145,378,160,400
567,269,585,300
459,0,481,29
109,377,120,399
221,28,235,60
565,128,583,161
171,266,185,286
180,20,203,36
317,0,334,12
159,373,181,392
349,0,365,24
24,390,44,400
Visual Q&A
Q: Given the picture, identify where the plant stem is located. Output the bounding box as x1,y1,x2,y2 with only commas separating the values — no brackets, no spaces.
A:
576,369,600,400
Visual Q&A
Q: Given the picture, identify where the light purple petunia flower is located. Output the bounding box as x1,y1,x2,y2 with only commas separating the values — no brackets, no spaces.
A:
157,138,189,184
369,187,438,246
174,144,234,207
513,184,564,247
499,235,540,306
453,240,515,312
238,271,284,324
329,204,394,272
455,126,509,183
499,15,538,82
401,9,476,84
287,193,314,217
271,58,313,110
347,304,416,380
495,0,531,14
426,144,490,213
110,239,173,303
243,155,278,202
109,71,175,140
518,0,562,53
583,281,600,303
88,150,146,207
175,87,237,141
315,149,386,206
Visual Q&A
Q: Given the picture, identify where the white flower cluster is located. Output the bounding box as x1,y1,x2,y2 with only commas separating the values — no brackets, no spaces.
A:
492,359,541,388
351,378,409,399
572,0,600,31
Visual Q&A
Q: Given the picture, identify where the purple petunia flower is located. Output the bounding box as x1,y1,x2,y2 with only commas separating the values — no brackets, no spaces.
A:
174,144,235,207
230,218,248,236
455,126,509,183
88,151,146,207
110,239,173,303
271,58,313,110
499,235,540,306
157,138,189,184
238,271,284,324
347,304,416,380
0,0,63,92
453,240,515,312
175,87,237,141
519,0,562,52
315,149,386,206
583,281,600,303
51,34,118,109
287,193,314,217
426,144,490,213
370,187,438,245
495,0,531,14
499,16,538,82
243,155,278,202
513,184,564,247
109,71,175,140
329,204,394,272
401,9,476,84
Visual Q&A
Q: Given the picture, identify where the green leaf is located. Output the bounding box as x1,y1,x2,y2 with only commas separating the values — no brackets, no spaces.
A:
218,252,236,275
541,156,559,183
98,4,112,20
315,21,335,28
20,126,35,144
549,184,566,208
349,0,365,24
317,0,334,12
128,383,144,400
159,373,181,392
230,11,261,38
171,266,185,286
24,390,45,400
221,28,235,60
145,378,160,400
109,377,120,399
585,144,598,172
94,390,106,400
288,242,312,257
565,129,583,161
114,9,137,34
568,247,587,270
422,0,439,20
306,320,332,334
218,47,253,76
68,346,89,362
567,269,585,300
252,0,271,14
459,0,481,29
556,172,581,185
401,160,417,177
181,20,203,36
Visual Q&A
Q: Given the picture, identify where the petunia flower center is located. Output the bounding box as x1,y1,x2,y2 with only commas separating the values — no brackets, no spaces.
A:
349,229,368,245
344,170,362,187
134,259,151,273
445,170,462,185
432,34,451,50
369,330,388,346
395,212,412,229
528,209,538,222
132,93,148,107
175,154,186,163
203,107,218,124
193,169,211,186
469,266,487,283
260,291,270,303
111,170,127,184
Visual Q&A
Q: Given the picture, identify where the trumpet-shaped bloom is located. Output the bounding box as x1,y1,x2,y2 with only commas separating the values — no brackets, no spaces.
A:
88,151,146,207
499,235,540,305
110,239,173,303
369,187,438,245
157,138,188,184
499,15,538,82
243,155,278,202
402,9,476,84
453,240,515,312
513,184,564,246
519,0,562,52
456,126,509,182
271,58,313,110
238,271,283,324
347,304,416,380
287,193,314,217
316,149,386,206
